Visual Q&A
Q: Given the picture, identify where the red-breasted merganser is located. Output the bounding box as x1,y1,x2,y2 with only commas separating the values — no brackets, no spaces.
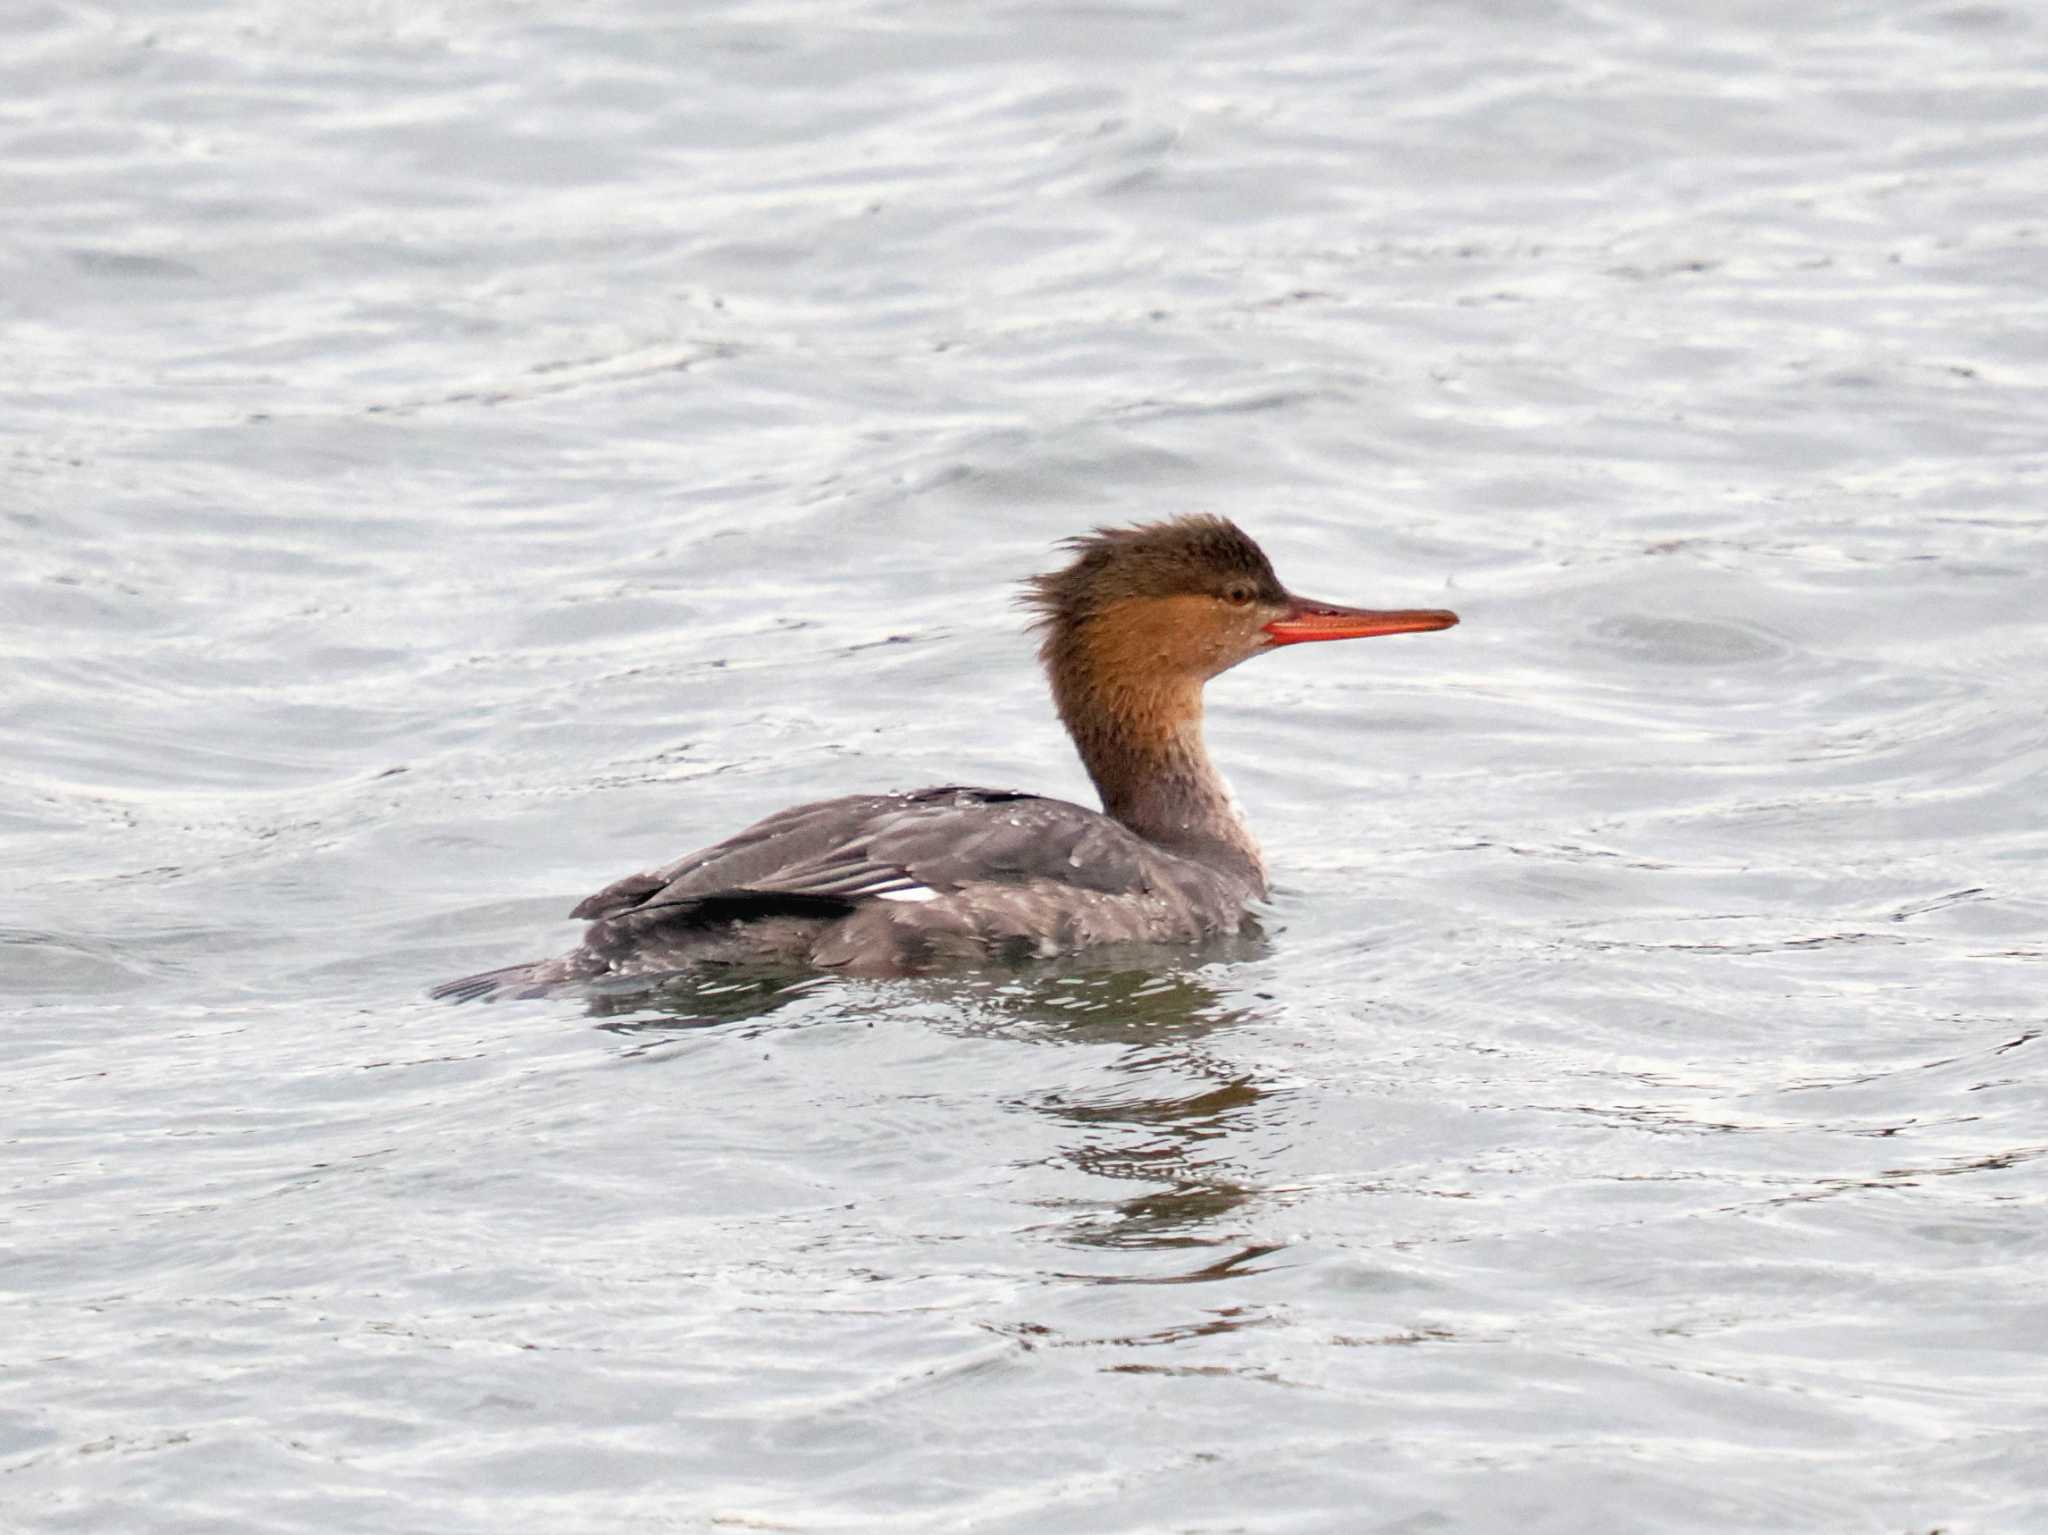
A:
432,517,1456,1000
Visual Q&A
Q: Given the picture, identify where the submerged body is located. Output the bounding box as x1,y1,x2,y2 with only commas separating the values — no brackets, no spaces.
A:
433,517,1456,1000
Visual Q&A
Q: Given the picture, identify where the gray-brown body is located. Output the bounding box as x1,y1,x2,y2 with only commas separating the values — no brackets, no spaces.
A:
431,785,1260,1000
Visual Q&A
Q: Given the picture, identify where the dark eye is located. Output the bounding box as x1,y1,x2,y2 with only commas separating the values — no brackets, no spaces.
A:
1224,585,1254,606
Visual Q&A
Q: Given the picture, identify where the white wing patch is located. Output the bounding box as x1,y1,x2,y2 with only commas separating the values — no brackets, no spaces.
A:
873,885,940,904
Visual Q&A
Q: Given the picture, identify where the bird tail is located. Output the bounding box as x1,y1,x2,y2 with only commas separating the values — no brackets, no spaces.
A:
428,960,553,1003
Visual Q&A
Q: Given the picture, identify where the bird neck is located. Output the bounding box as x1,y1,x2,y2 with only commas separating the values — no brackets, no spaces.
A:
1048,659,1267,894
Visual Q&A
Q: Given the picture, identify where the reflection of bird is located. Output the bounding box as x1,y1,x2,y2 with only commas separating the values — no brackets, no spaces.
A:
433,516,1456,999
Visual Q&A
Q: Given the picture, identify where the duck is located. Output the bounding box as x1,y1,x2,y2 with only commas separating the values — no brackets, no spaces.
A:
432,516,1456,999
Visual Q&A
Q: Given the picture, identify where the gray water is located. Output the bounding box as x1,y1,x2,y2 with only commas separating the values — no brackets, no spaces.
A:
6,2,2046,1531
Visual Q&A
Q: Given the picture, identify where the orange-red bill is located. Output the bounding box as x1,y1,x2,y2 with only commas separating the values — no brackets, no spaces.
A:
1263,596,1459,646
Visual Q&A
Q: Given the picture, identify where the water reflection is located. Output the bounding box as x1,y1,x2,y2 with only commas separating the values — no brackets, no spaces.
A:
956,960,1292,1356
585,968,835,1053
957,957,1288,1271
586,942,1290,1271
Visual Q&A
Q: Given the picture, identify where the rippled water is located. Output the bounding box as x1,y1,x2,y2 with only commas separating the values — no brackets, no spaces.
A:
7,2,2047,1531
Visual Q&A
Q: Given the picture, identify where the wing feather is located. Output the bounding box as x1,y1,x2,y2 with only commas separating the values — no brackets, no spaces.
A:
568,785,1203,927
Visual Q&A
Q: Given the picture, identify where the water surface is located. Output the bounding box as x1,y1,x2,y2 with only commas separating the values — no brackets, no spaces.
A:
5,2,2046,1531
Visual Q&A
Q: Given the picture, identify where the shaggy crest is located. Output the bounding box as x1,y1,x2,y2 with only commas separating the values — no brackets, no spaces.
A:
1019,515,1287,634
